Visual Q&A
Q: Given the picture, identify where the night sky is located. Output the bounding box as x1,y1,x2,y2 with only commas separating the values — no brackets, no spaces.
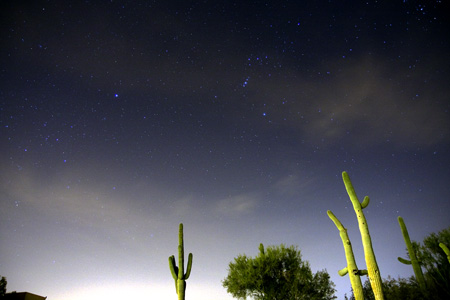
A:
1,1,449,299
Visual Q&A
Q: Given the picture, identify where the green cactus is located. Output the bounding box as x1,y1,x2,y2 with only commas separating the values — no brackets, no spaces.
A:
439,243,450,264
327,210,367,300
397,216,426,290
259,243,265,255
342,171,384,300
169,223,193,300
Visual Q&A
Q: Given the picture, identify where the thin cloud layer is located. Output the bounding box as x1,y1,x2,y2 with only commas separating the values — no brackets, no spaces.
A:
244,55,449,149
216,192,260,217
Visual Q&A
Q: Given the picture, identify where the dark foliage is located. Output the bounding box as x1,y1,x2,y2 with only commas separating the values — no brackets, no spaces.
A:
0,276,6,296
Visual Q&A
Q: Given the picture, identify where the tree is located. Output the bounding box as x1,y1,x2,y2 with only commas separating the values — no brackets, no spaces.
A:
222,243,336,300
414,226,450,299
0,276,6,296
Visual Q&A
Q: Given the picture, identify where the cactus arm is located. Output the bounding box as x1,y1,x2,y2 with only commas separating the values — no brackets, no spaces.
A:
169,255,179,292
358,270,368,276
169,255,178,279
342,171,384,300
339,267,349,276
439,243,450,264
185,253,193,279
397,257,412,264
328,210,365,300
361,196,370,208
397,216,426,290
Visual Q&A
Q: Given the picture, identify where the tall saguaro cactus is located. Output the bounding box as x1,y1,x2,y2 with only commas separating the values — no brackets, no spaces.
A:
169,223,193,300
397,216,426,290
342,171,384,300
327,210,367,300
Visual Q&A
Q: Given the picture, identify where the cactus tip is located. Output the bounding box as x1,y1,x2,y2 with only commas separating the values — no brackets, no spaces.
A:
398,257,412,265
338,267,348,276
361,196,369,208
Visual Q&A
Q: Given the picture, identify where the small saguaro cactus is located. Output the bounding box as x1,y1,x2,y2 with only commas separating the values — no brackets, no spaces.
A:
169,223,193,300
342,171,384,300
327,210,367,300
439,243,450,264
259,243,265,255
397,216,426,291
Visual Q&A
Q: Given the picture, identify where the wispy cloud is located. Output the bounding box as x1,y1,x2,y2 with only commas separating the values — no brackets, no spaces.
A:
0,163,169,249
273,173,316,196
241,55,450,149
215,192,260,217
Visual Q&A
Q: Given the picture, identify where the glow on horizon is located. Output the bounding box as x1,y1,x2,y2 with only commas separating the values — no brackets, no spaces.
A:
61,283,174,300
58,282,231,300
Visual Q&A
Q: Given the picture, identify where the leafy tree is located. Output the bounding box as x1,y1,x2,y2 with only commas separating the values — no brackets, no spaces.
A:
222,243,336,300
0,276,6,296
414,226,450,299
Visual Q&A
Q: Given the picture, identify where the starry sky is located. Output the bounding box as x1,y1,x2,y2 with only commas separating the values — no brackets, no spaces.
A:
1,1,449,299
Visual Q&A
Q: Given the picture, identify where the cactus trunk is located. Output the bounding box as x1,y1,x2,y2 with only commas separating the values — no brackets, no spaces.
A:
342,171,384,300
397,216,426,291
327,210,366,300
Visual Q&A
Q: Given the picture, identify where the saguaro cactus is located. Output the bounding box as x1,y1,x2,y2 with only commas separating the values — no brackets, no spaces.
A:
259,243,265,255
397,216,426,290
327,210,367,300
342,171,384,300
169,223,193,300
